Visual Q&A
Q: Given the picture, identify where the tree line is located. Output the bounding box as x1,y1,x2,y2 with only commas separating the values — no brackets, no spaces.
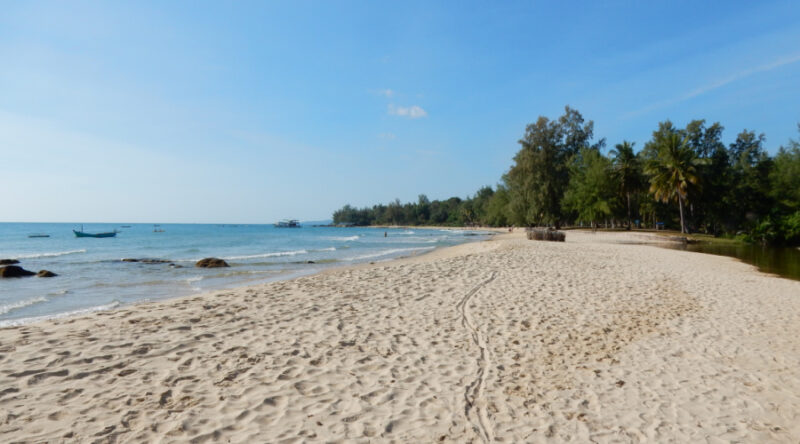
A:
332,106,800,245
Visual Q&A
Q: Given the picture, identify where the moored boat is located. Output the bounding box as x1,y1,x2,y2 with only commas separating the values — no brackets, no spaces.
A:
274,219,301,228
73,226,118,238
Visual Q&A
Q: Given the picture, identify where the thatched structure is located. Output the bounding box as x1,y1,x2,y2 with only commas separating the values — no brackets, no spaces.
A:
526,227,566,242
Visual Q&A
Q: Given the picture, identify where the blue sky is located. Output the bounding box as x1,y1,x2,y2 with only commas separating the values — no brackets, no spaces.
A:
2,1,799,223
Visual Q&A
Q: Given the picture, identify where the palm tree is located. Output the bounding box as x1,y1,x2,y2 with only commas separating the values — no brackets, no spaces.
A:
609,141,642,229
644,133,702,234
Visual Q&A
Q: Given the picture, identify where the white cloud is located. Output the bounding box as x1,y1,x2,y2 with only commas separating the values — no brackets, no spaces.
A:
679,53,800,100
388,104,427,119
625,52,800,118
378,89,394,98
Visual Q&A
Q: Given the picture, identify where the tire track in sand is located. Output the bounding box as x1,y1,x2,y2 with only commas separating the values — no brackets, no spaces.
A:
456,271,497,443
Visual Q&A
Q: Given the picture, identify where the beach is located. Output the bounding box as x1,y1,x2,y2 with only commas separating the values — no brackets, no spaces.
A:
2,230,800,442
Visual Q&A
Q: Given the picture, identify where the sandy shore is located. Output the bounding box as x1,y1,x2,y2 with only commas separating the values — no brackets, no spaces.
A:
2,231,800,442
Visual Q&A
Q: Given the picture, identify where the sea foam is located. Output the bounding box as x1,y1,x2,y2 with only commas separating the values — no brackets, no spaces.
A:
0,301,122,327
328,235,360,241
12,249,87,259
347,246,435,261
0,297,48,315
224,250,309,260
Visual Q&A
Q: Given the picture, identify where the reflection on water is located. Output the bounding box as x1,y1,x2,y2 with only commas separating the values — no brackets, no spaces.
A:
662,242,800,282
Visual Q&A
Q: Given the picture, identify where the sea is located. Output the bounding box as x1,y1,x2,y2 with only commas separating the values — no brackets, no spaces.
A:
0,223,491,327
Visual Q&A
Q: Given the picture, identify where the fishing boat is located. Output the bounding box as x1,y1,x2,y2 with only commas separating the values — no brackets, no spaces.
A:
73,225,118,238
28,234,50,238
274,219,301,228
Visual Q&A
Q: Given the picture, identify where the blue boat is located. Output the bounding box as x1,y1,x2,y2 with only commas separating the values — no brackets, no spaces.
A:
73,225,118,238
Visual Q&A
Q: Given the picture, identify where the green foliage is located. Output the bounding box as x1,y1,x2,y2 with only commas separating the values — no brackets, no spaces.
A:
504,106,601,227
643,130,704,233
332,109,800,245
331,188,498,227
609,140,643,226
485,186,510,226
781,211,800,244
770,141,800,212
562,148,616,226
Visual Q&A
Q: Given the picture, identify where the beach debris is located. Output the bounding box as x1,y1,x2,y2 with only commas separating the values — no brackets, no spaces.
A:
36,270,58,278
526,228,566,242
195,258,230,268
0,265,36,278
0,259,20,265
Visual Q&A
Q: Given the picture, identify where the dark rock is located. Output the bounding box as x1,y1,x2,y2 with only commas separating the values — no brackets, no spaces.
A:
195,258,229,268
0,259,20,265
0,265,36,278
122,258,171,264
36,270,58,278
169,263,183,268
306,261,315,264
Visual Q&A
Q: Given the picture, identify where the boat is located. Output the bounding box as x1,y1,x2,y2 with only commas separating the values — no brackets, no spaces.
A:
28,234,50,238
274,219,301,228
153,224,165,233
73,225,118,238
120,225,132,228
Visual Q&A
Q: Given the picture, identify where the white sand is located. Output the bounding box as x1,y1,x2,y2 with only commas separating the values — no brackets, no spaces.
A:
1,231,800,442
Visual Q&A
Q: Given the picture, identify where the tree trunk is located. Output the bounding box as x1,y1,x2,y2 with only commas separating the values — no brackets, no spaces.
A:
678,193,686,234
626,193,632,230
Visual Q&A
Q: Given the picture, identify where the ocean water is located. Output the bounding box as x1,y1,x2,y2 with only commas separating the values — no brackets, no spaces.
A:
0,223,490,326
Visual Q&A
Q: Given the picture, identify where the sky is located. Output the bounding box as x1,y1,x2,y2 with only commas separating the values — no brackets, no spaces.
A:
2,0,799,223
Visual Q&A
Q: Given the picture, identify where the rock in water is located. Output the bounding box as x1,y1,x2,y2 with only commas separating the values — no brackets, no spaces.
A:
36,270,58,277
195,258,230,268
122,258,171,264
0,259,20,265
0,265,36,278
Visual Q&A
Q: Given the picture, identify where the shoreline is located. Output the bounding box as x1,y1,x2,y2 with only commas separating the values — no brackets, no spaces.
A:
0,230,501,329
2,231,800,441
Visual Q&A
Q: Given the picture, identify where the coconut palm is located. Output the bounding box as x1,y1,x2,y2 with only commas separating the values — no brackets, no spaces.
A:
644,133,702,233
609,141,642,229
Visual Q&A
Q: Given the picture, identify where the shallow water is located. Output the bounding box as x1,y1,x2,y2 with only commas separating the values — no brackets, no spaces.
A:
662,241,800,282
0,223,490,325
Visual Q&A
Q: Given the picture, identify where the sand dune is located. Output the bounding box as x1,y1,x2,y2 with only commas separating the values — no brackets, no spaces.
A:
2,231,800,442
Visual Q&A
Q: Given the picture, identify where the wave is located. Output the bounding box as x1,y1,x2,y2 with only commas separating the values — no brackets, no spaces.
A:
316,247,336,252
12,249,87,259
211,270,280,278
328,235,360,242
185,276,203,292
347,246,435,262
0,301,122,328
0,297,48,315
400,230,415,235
224,250,309,260
90,279,175,288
